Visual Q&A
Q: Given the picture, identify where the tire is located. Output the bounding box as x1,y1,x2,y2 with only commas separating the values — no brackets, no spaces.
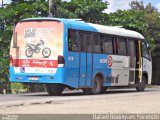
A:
42,48,51,58
46,84,64,96
25,48,33,57
101,87,106,94
83,76,103,95
83,88,93,95
136,76,146,92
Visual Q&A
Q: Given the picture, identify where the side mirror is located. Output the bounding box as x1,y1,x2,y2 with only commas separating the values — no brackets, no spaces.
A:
146,43,150,48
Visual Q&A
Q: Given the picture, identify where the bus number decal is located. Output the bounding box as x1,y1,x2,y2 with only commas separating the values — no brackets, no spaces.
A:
68,56,74,61
100,59,107,63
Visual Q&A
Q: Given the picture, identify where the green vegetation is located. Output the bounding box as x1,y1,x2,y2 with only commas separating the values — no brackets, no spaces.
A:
0,0,48,93
11,83,27,94
0,0,160,94
106,1,160,53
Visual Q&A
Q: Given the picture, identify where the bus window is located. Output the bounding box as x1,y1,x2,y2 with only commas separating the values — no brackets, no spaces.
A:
114,38,119,54
94,34,101,53
68,30,79,51
118,37,127,55
129,40,136,82
129,40,136,67
79,34,86,52
142,42,150,60
101,35,113,54
86,35,92,52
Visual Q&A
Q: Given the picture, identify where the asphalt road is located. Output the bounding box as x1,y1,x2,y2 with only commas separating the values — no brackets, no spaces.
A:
0,87,160,108
1,88,160,120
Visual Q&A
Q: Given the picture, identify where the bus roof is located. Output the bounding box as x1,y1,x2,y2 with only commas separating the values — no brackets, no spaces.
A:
21,17,145,39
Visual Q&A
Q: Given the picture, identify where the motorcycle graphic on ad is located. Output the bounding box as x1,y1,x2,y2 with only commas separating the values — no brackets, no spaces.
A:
25,40,51,58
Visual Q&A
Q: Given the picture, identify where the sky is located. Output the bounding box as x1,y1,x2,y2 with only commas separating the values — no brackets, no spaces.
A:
104,0,160,13
0,0,160,13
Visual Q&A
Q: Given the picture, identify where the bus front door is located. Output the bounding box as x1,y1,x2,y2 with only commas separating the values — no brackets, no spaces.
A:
79,33,93,87
135,40,142,83
129,40,142,84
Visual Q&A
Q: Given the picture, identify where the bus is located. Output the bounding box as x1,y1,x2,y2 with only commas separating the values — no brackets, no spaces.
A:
10,18,152,95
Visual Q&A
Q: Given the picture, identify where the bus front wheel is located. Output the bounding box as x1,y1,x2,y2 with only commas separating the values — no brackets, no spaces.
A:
46,84,64,96
136,76,146,92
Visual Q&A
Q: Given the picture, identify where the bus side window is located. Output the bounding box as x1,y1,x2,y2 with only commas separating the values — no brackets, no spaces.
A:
79,34,86,52
118,37,127,55
114,38,119,54
94,34,101,53
142,42,150,60
86,35,92,52
68,30,79,52
101,35,113,54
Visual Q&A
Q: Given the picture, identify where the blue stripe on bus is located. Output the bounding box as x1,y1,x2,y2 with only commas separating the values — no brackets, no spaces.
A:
10,66,65,84
92,54,112,86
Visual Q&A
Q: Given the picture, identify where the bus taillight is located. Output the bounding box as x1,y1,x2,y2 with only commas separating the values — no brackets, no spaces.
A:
58,55,65,67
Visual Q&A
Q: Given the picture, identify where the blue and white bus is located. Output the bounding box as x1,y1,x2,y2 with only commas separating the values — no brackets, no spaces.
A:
10,18,152,95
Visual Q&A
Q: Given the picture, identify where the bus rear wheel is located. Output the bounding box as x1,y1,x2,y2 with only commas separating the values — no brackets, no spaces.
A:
46,84,64,96
83,76,103,95
136,76,146,92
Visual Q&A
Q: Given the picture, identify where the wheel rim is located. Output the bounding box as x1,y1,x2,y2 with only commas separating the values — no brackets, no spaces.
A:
42,48,51,57
26,49,33,57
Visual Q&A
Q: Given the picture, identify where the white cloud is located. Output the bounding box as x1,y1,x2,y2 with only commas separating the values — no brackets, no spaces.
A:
0,0,11,6
6,0,11,3
0,0,10,3
104,0,141,13
156,2,160,11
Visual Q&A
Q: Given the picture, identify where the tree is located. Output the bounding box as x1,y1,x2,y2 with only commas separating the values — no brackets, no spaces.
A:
107,1,160,84
129,1,160,54
51,0,109,23
107,1,160,52
129,1,158,13
107,10,147,33
0,0,48,93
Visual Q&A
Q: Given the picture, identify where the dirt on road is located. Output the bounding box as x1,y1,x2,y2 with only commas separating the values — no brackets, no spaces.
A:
0,88,160,114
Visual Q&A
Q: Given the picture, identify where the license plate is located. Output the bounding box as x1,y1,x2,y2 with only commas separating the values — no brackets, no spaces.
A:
29,77,39,80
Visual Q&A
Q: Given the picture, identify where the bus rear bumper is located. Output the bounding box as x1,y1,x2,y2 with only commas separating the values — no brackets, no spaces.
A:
10,67,64,84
